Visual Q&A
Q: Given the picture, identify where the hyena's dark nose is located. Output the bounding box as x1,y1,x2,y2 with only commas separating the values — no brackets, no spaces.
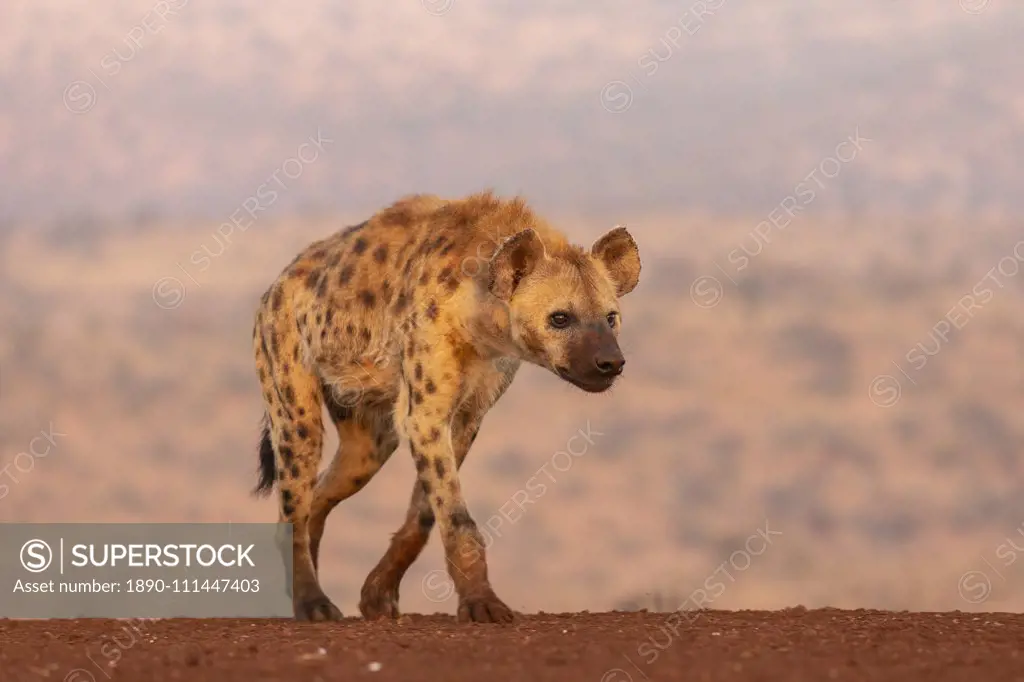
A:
594,352,625,376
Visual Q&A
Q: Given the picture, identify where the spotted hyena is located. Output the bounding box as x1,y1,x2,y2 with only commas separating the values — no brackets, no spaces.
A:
251,191,641,622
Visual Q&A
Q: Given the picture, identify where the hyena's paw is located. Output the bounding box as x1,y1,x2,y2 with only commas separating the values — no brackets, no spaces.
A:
457,589,515,624
294,595,343,622
359,580,400,620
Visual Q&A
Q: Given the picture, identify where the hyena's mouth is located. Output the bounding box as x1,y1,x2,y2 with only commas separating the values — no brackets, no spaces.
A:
555,366,618,393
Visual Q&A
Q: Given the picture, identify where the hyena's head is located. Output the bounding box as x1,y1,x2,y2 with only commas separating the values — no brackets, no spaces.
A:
488,226,641,393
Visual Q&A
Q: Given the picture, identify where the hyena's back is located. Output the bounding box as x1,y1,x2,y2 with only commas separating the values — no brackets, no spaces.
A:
257,192,567,373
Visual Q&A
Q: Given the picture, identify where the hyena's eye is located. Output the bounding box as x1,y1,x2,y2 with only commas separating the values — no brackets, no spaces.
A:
607,312,618,328
548,311,572,329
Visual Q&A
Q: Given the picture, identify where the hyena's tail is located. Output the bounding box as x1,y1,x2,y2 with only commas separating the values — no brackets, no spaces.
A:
253,413,276,496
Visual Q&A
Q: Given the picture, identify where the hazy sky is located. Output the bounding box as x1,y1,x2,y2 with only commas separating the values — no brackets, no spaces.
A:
1,0,1021,224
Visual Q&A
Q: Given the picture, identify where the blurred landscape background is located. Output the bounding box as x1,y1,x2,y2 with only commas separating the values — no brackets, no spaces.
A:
2,0,1024,616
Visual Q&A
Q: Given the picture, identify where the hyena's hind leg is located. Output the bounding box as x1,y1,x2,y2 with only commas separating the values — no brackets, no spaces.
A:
253,318,339,621
359,481,435,619
308,398,400,573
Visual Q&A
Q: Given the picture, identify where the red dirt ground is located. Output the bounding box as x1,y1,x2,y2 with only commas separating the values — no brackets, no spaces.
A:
2,609,1022,682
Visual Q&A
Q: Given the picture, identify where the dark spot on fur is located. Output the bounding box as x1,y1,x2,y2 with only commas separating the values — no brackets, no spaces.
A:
305,270,320,291
446,349,470,377
292,345,300,363
415,363,423,380
434,495,445,509
413,390,424,405
418,506,435,529
406,344,415,359
338,265,354,285
298,407,306,416
437,266,453,285
259,334,275,376
440,242,455,256
359,290,376,308
425,379,436,394
281,489,293,504
361,328,372,342
426,300,438,321
279,445,294,463
413,448,428,473
312,248,327,260
283,385,296,405
374,244,388,263
353,476,367,488
325,309,333,325
327,253,341,268
353,237,368,254
419,272,429,286
450,507,475,530
282,502,295,516
290,463,300,478
258,368,266,381
381,279,392,303
281,428,292,443
393,291,409,313
317,275,329,299
271,288,283,311
346,323,355,335
297,425,309,440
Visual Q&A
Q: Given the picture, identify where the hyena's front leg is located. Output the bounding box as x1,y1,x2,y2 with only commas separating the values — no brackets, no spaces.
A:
359,404,486,620
400,336,514,624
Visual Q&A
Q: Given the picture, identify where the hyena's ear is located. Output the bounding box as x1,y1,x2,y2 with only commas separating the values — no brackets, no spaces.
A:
488,228,546,300
591,225,641,297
